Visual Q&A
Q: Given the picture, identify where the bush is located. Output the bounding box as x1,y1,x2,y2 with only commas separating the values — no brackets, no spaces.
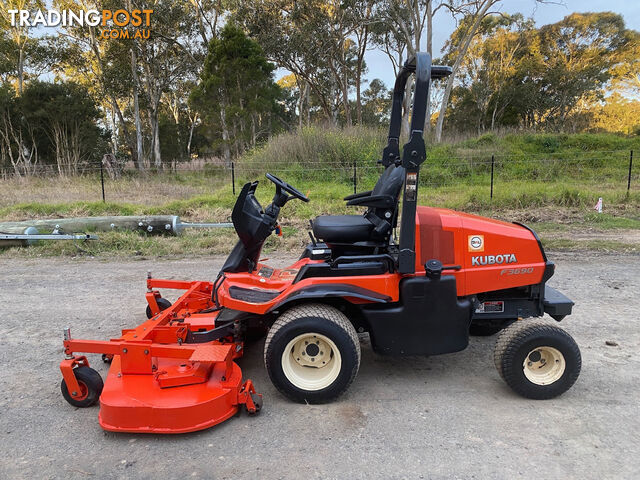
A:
238,126,385,183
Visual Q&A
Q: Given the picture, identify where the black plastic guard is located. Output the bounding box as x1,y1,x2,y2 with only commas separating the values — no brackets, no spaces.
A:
543,286,574,318
361,275,472,355
268,284,391,313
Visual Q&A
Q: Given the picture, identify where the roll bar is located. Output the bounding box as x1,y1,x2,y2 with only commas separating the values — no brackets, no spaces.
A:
384,53,451,274
380,55,452,168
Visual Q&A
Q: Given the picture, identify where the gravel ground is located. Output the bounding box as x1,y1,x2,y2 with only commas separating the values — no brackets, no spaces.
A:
0,252,638,480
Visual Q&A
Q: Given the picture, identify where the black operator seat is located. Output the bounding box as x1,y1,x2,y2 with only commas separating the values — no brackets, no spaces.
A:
312,163,405,245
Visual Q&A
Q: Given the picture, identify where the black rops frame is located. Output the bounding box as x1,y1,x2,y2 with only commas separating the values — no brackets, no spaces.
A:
388,53,451,274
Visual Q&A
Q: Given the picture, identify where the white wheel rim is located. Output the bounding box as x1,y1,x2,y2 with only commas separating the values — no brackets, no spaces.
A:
523,346,566,386
281,333,342,391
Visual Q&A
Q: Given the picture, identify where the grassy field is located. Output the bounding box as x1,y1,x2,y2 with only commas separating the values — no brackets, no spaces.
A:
1,129,639,257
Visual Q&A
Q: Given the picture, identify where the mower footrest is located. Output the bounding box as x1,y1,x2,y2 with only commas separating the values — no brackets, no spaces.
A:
189,344,233,363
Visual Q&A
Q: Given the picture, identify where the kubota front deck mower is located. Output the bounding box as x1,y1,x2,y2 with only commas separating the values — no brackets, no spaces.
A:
60,53,580,434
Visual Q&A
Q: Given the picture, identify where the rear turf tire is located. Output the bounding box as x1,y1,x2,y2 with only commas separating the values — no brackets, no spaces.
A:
494,321,581,399
264,303,360,404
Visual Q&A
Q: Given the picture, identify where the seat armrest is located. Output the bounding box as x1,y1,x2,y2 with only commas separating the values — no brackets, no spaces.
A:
346,194,395,209
343,190,372,201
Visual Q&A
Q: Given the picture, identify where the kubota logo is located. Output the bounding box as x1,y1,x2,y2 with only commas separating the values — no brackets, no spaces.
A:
471,254,517,266
468,234,484,252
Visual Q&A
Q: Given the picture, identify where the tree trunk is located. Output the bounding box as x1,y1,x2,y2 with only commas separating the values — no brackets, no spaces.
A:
435,0,495,142
342,82,352,127
491,104,498,130
355,26,369,126
339,50,352,127
131,47,144,170
143,56,162,169
152,109,162,169
327,58,340,126
298,81,307,129
18,47,24,95
187,112,198,156
109,105,118,155
251,114,257,147
220,101,231,167
306,85,311,126
401,77,414,138
424,0,433,134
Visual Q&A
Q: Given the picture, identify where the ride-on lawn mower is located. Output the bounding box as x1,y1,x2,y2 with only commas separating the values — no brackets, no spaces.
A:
60,53,580,434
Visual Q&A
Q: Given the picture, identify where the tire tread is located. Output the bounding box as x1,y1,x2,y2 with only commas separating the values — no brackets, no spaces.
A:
264,303,360,402
494,320,581,399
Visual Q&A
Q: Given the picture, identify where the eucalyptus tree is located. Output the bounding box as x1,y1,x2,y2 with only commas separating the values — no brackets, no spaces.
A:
190,23,284,164
55,0,144,169
235,0,373,126
133,0,201,169
0,0,45,94
534,12,629,129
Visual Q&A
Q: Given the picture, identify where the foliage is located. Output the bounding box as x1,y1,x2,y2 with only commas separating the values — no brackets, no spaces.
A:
190,23,285,164
0,80,106,175
2,129,639,257
445,12,636,134
359,79,392,127
0,2,638,178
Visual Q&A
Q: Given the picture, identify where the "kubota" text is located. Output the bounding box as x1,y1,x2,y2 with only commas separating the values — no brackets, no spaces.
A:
471,254,517,266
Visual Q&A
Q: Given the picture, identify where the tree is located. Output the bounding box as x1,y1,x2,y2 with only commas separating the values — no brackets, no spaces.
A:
584,93,640,135
235,0,373,126
132,0,201,169
190,23,285,164
360,78,392,126
435,0,504,142
445,14,534,133
609,29,640,97
0,0,44,94
9,81,107,175
534,12,629,129
440,11,636,134
0,83,38,176
57,0,142,169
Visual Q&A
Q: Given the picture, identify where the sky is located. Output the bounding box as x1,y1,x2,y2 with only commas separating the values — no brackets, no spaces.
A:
358,0,640,90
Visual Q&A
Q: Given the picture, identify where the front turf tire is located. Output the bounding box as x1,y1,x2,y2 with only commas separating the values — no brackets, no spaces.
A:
264,303,360,404
494,321,581,399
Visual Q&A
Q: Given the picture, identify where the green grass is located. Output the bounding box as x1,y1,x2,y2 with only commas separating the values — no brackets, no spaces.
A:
1,129,639,257
541,238,639,253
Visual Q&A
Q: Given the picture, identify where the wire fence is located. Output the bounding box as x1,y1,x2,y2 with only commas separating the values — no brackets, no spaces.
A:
0,149,636,204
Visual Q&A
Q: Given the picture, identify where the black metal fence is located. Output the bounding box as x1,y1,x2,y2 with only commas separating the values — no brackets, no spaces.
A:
0,150,636,204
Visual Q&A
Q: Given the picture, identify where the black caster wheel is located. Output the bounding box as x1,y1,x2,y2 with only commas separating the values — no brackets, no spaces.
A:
145,298,172,319
61,366,104,408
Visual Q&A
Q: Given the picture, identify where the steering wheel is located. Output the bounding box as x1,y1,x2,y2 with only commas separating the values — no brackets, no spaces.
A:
265,173,309,202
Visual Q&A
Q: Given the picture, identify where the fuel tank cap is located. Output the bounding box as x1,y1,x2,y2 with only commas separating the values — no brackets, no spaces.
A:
425,259,443,278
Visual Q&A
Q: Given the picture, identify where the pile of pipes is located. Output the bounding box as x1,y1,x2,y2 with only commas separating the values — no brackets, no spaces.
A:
0,215,232,248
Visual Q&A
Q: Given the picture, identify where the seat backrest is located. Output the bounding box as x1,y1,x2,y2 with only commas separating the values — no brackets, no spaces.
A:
366,164,405,239
371,164,405,200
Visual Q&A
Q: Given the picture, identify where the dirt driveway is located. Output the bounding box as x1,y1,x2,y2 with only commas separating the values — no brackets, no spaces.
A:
0,253,638,479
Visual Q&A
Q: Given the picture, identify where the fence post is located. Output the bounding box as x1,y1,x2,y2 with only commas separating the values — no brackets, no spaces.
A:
353,160,357,194
100,158,105,203
628,150,634,194
490,154,494,200
231,161,236,196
